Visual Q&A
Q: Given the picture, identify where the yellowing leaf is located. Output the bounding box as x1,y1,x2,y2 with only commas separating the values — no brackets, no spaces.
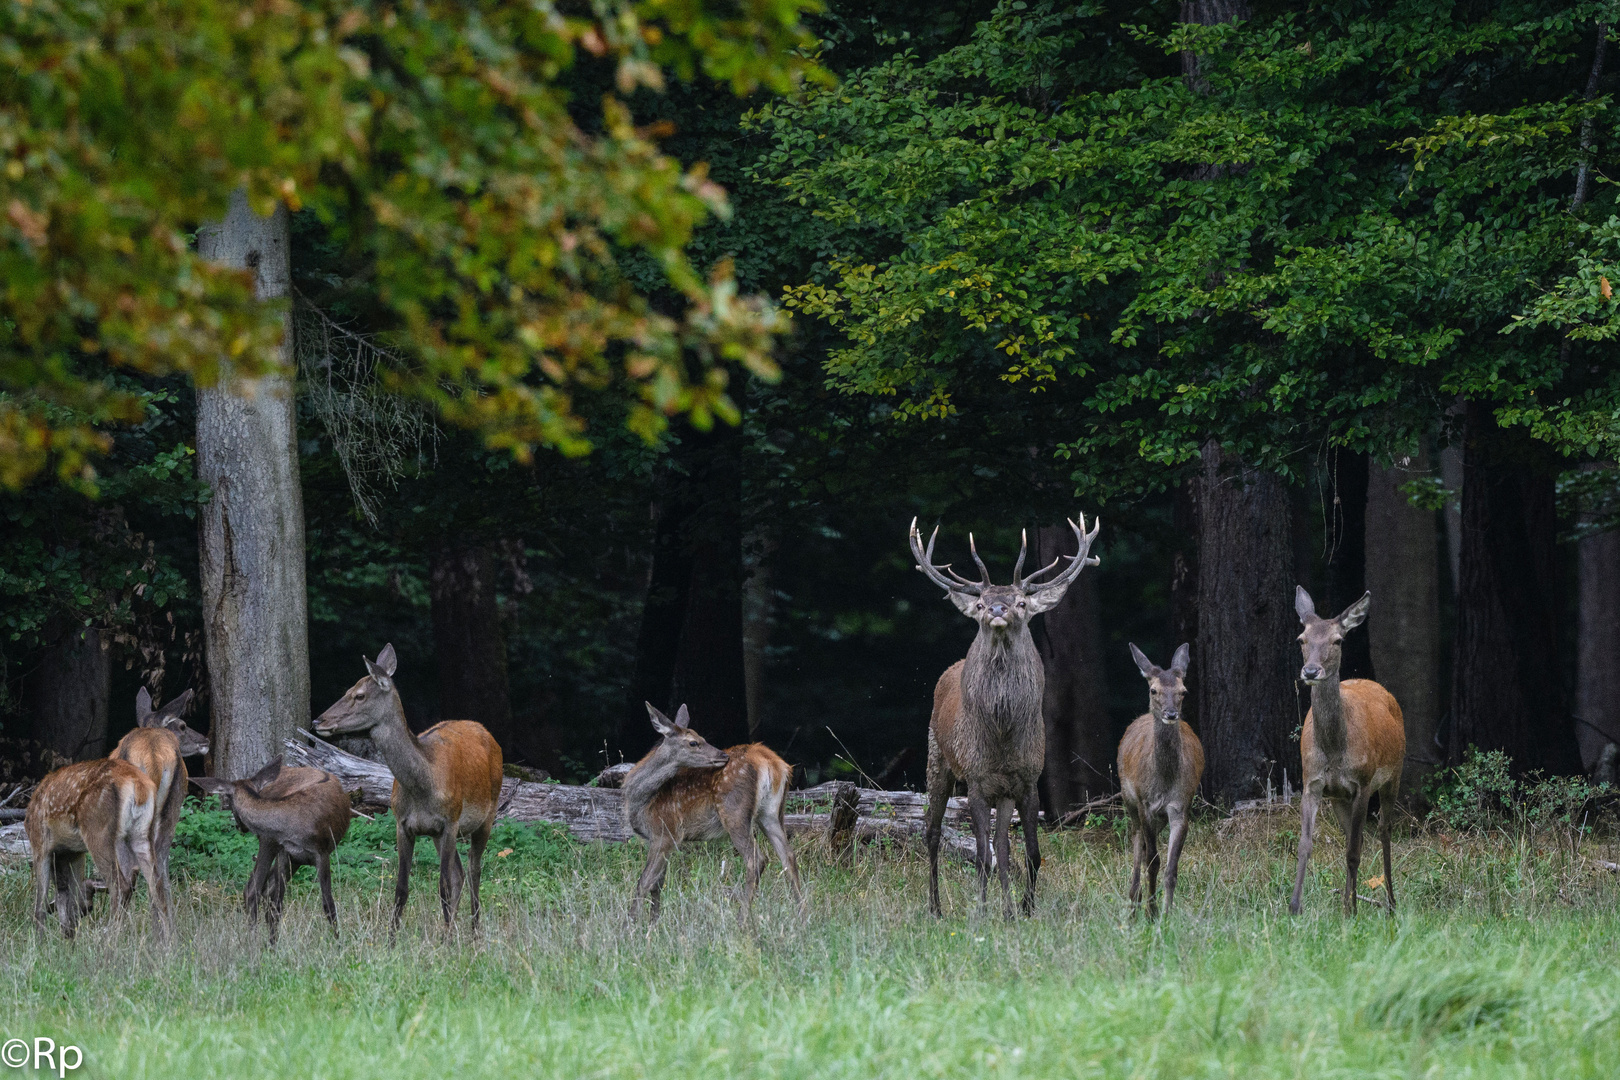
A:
1364,875,1385,889
1602,276,1613,301
496,848,514,858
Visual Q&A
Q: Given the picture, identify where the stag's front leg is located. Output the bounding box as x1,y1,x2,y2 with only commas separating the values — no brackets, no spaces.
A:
1019,788,1042,917
965,787,993,908
993,796,1016,919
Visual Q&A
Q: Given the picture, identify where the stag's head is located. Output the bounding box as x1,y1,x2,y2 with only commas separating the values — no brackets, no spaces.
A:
645,703,730,769
1130,642,1189,724
909,515,1100,635
135,687,209,756
1294,586,1370,684
315,644,400,736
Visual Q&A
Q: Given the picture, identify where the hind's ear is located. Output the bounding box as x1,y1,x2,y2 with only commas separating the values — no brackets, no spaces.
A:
673,704,691,731
135,687,154,725
190,776,233,797
1170,642,1191,678
157,688,194,725
1337,591,1371,631
646,702,679,737
1295,585,1317,624
246,756,283,792
1128,642,1157,680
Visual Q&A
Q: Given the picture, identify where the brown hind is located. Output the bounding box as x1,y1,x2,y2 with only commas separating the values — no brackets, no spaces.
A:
1291,587,1405,916
1118,642,1204,915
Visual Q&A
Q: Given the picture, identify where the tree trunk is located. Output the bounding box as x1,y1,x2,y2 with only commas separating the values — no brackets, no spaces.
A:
1326,450,1373,680
25,626,110,761
1576,474,1620,781
195,190,309,780
1450,401,1581,775
1440,444,1464,595
1196,441,1298,804
1366,452,1443,801
1169,476,1200,732
625,424,749,755
1031,524,1112,815
742,526,776,738
430,542,514,751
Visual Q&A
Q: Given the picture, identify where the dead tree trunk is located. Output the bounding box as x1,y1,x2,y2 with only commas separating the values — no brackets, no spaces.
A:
1196,441,1298,805
1031,524,1112,814
430,541,514,751
195,190,309,779
1366,451,1443,801
1577,465,1620,782
25,626,110,761
1450,401,1581,775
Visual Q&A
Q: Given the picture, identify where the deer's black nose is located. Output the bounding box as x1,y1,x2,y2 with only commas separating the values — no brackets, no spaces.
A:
1301,665,1322,681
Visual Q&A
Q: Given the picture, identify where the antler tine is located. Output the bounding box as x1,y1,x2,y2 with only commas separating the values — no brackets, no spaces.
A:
1011,528,1028,583
910,517,984,595
1022,513,1102,594
967,533,993,586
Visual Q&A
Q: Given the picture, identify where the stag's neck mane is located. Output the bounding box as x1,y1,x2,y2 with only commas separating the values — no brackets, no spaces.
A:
962,623,1043,728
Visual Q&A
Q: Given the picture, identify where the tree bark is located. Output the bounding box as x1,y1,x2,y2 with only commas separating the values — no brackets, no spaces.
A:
1450,401,1581,775
1365,451,1443,801
1031,524,1112,814
1576,468,1620,780
1196,441,1298,804
742,526,776,737
625,424,749,756
196,190,309,780
25,626,110,761
1325,450,1372,680
430,542,514,752
1169,476,1200,733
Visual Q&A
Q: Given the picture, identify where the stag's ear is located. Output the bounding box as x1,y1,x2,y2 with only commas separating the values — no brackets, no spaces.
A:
673,703,691,731
1128,642,1158,680
135,687,154,725
945,589,980,618
646,702,680,737
1295,585,1317,624
1024,579,1078,616
365,646,395,692
1337,591,1371,631
189,776,233,797
1170,642,1191,678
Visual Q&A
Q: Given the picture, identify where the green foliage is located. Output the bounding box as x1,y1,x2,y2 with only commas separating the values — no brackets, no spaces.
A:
1426,746,1609,842
0,0,827,490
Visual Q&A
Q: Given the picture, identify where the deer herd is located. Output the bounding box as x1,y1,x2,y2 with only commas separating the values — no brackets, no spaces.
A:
23,513,1413,940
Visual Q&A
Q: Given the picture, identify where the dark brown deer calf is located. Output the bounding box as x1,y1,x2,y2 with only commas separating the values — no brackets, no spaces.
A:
911,514,1100,917
192,756,352,942
623,703,802,921
1118,643,1204,915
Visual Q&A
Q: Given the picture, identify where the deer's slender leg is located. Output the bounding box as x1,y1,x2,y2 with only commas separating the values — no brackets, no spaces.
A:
244,838,277,925
1019,788,1042,917
1379,780,1398,914
34,850,57,937
1126,805,1144,909
391,825,416,938
993,796,1016,919
725,812,764,922
760,810,804,914
1344,787,1371,917
467,822,490,932
1290,788,1321,915
966,787,993,907
435,828,464,928
924,742,951,918
1162,808,1189,914
264,850,290,945
86,829,127,927
633,835,673,922
139,837,172,940
1144,824,1161,918
317,851,339,936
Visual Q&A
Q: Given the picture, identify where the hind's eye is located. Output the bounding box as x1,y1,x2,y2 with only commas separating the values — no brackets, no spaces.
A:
975,603,984,610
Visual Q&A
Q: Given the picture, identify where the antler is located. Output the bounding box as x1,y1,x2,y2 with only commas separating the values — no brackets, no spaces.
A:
1019,513,1102,594
909,517,986,596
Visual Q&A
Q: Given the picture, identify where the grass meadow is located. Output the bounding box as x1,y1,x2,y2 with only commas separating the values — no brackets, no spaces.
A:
0,800,1618,1079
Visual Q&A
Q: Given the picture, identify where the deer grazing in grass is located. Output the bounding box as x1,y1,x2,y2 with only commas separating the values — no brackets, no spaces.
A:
113,687,206,885
191,756,352,943
1291,587,1405,916
1118,643,1204,916
25,759,171,938
911,513,1100,918
623,702,802,922
313,644,503,934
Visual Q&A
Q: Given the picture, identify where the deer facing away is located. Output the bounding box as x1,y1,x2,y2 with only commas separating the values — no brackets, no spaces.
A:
1291,587,1405,916
911,513,1100,917
314,643,503,933
113,687,206,886
191,756,352,942
1118,643,1204,915
25,758,171,938
623,702,802,921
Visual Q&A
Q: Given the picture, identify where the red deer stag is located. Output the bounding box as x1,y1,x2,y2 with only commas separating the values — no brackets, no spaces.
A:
314,644,503,934
911,513,1100,917
192,756,352,943
25,759,171,938
113,687,206,885
1291,587,1405,916
1118,643,1204,915
623,702,802,921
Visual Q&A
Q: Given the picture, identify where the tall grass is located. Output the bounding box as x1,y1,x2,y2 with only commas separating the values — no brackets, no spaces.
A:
0,801,1617,1078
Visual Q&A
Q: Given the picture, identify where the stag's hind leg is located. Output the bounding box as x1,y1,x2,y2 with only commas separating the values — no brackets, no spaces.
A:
1019,788,1042,917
